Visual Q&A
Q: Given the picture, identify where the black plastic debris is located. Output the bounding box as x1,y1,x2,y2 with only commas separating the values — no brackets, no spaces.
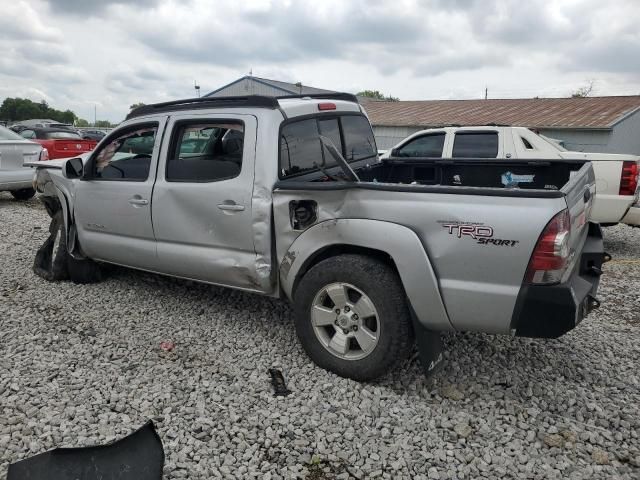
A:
7,421,164,480
268,368,292,396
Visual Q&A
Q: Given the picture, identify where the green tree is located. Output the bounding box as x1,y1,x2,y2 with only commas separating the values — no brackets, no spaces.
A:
76,118,89,127
130,102,146,110
0,97,79,123
356,90,399,101
95,120,113,128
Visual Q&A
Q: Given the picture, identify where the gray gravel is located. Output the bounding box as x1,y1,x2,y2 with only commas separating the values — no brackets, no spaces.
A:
1,191,639,479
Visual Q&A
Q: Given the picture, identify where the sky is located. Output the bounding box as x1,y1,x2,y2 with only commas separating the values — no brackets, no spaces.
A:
1,0,639,123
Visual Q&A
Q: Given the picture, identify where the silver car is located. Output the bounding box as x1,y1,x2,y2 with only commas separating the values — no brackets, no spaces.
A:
0,125,43,200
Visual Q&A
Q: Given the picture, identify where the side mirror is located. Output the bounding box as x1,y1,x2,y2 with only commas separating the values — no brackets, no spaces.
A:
63,157,84,179
390,148,400,157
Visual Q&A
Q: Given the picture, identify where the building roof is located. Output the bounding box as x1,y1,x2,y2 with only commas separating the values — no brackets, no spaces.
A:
205,75,335,97
361,96,640,130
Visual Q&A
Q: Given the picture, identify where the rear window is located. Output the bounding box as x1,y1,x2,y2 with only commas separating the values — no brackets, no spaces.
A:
45,131,82,140
396,133,445,157
279,114,376,177
0,125,25,141
341,116,377,162
452,132,498,158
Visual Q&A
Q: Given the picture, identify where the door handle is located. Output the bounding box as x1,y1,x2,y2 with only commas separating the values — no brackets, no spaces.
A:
128,197,149,206
217,202,245,212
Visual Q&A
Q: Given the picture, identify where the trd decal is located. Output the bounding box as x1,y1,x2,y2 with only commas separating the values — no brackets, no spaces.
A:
442,223,493,239
440,221,519,247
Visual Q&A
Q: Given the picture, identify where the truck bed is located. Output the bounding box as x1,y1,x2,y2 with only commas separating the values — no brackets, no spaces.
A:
358,157,585,192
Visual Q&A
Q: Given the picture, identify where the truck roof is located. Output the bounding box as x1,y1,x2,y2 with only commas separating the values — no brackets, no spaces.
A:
126,93,361,120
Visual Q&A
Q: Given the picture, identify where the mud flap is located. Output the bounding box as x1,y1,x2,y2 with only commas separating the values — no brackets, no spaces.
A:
7,421,164,480
411,311,445,377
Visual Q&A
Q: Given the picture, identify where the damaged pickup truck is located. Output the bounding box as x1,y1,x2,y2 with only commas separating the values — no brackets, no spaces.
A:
29,94,607,381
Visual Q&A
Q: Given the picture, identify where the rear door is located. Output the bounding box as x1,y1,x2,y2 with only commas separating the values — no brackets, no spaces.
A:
73,118,167,269
151,113,260,290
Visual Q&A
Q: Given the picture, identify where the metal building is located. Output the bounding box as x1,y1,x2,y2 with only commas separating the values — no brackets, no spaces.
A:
205,75,335,98
362,96,640,154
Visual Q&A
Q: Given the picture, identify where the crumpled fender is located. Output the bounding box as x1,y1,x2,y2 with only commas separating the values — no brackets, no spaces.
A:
35,165,80,257
279,218,454,332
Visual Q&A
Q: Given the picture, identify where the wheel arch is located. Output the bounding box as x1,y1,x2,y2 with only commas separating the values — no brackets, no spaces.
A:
279,219,454,332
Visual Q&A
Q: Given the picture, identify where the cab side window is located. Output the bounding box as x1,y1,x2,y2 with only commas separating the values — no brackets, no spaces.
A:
166,122,244,182
452,132,498,158
396,133,445,157
92,125,158,181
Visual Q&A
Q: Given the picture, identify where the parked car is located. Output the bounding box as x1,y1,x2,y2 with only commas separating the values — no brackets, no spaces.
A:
383,126,640,227
0,125,45,200
29,94,606,381
80,129,107,141
19,127,97,160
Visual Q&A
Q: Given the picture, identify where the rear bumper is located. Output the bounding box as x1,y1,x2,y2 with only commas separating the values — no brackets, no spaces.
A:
590,193,635,224
622,204,640,227
511,222,605,338
0,169,35,191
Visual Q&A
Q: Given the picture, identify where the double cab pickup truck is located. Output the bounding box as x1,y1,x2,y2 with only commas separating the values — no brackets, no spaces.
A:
29,94,606,381
383,126,640,228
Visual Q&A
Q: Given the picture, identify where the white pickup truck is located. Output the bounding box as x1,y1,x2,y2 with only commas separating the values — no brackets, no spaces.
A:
384,126,640,227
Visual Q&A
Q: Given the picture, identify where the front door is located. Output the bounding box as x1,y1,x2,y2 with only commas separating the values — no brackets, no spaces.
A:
73,118,167,269
151,113,261,290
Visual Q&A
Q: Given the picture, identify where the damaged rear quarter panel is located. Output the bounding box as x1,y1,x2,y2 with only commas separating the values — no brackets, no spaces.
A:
273,185,565,334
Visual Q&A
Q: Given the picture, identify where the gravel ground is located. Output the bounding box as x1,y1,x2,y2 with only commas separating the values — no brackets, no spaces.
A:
1,192,639,479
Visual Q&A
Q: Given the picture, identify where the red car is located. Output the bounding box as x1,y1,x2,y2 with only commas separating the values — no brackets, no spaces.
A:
19,127,97,160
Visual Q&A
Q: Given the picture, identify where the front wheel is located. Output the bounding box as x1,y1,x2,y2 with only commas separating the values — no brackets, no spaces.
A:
293,254,412,381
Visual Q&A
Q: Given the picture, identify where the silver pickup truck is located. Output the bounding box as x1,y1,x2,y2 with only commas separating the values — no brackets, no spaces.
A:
30,94,606,381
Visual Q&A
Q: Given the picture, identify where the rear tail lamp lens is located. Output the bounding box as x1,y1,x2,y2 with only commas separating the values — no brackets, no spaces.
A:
525,209,571,284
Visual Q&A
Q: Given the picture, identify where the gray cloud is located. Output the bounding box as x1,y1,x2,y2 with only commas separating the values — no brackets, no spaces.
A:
1,0,640,123
46,0,161,16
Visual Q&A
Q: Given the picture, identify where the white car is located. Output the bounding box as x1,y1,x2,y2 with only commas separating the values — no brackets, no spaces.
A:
383,126,640,227
0,125,45,200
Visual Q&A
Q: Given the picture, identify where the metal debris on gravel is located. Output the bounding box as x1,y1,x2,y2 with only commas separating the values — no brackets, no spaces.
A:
1,192,639,479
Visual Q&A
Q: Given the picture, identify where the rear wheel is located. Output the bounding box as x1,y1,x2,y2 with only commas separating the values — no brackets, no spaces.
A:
294,254,412,381
11,188,36,200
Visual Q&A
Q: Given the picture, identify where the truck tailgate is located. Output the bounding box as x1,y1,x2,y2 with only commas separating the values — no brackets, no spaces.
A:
560,162,596,276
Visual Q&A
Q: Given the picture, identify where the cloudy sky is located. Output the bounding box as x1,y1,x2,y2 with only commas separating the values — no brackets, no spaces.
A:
2,0,639,122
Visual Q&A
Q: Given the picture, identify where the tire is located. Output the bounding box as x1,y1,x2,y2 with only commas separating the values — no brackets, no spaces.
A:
33,211,69,281
32,210,102,284
293,254,412,381
11,188,36,201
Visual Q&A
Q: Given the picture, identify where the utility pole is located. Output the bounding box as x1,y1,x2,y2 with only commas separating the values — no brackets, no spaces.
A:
94,105,97,126
194,80,201,97
484,87,488,100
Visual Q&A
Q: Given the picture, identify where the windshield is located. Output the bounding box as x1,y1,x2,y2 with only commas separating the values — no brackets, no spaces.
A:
45,131,82,140
0,125,27,141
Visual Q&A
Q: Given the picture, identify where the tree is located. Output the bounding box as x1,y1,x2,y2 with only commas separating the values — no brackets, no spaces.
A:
571,80,595,98
0,97,78,124
95,120,113,128
76,118,89,127
356,90,399,101
130,102,146,110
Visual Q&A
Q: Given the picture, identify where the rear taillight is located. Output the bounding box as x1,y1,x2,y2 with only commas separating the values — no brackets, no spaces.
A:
619,160,639,196
525,209,571,284
39,148,49,161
